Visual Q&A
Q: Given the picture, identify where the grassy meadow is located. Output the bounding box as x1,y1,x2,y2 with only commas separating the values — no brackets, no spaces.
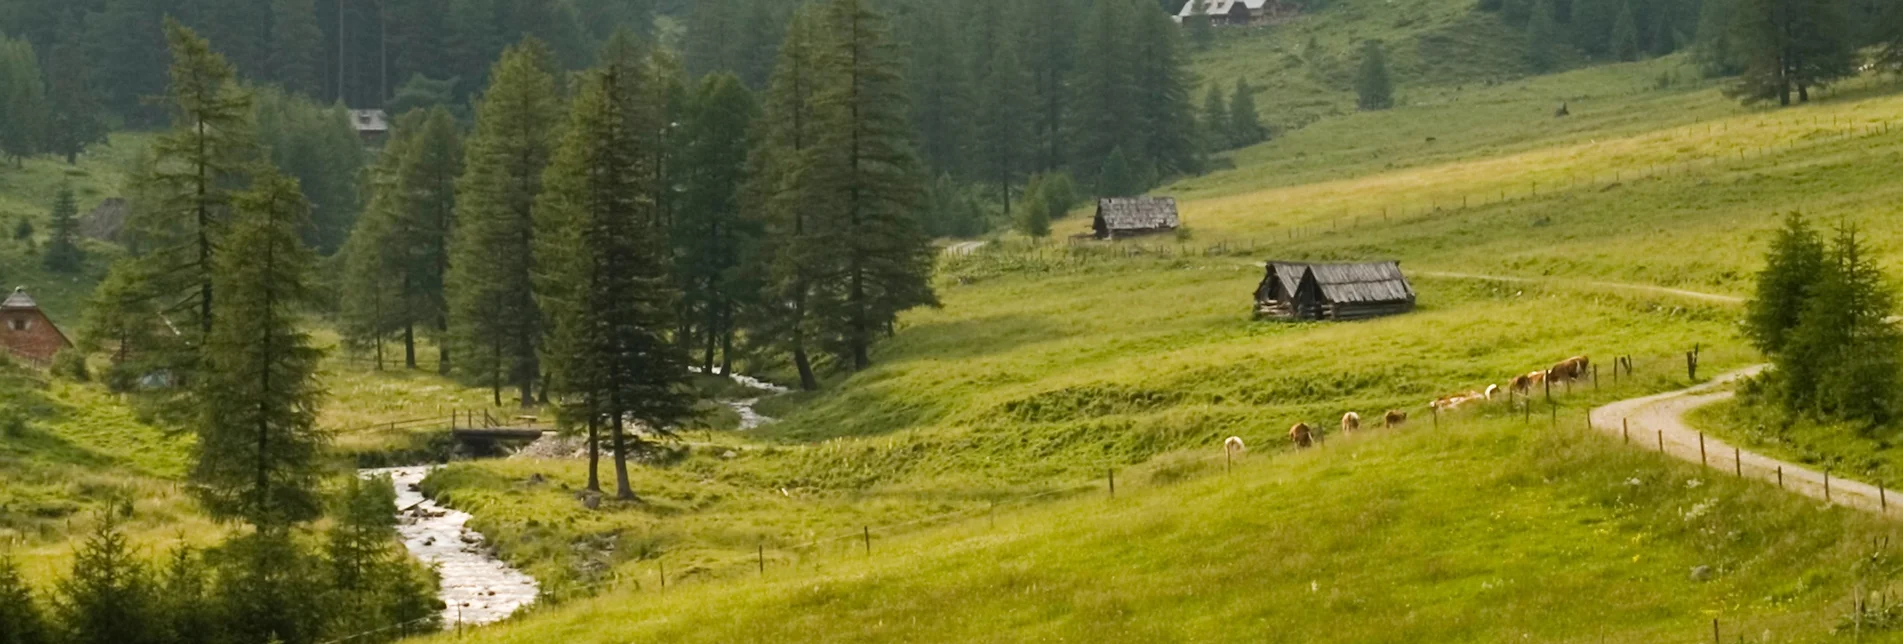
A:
0,132,150,321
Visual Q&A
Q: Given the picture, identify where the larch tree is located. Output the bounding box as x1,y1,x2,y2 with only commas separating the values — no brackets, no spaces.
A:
906,0,975,179
1128,0,1200,178
1355,40,1394,111
974,34,1033,216
449,39,561,407
1229,78,1267,146
105,20,257,385
1015,0,1079,174
391,107,463,374
1726,0,1856,105
806,0,940,371
678,73,760,374
536,56,695,501
339,116,422,371
1070,0,1139,183
741,5,826,390
190,170,327,531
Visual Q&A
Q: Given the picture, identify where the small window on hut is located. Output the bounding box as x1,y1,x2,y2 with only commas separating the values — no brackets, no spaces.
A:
7,317,27,331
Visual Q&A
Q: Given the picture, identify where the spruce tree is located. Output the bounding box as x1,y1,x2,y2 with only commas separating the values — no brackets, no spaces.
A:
449,39,561,407
1040,171,1079,220
191,171,327,530
81,261,175,389
1695,0,1743,76
154,548,216,644
1570,0,1619,55
807,0,940,370
1611,0,1643,60
1200,83,1230,152
0,36,47,165
392,108,463,374
209,531,329,644
339,120,420,371
1744,212,1826,357
1727,0,1857,105
1130,0,1201,177
1355,40,1394,111
678,73,760,374
1229,78,1267,145
1872,1,1903,72
44,27,109,165
1017,176,1052,238
84,0,169,127
0,555,52,644
1187,0,1214,51
906,0,975,179
1071,0,1138,181
270,0,327,98
55,517,164,644
1098,145,1140,197
741,5,826,390
43,184,84,273
327,476,442,638
537,56,694,501
1016,0,1079,174
975,33,1034,217
1785,223,1901,425
1525,0,1563,72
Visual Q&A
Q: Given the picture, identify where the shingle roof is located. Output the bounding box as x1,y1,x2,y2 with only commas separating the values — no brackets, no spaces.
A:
1265,262,1414,304
1176,0,1279,17
1096,197,1180,232
1,287,36,310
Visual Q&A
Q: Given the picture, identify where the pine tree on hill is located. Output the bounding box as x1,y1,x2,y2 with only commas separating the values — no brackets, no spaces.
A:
191,170,326,530
45,25,109,165
449,39,561,407
85,0,169,127
741,4,826,391
806,0,940,371
1130,0,1201,177
906,0,976,180
1570,0,1618,55
1355,40,1394,111
1783,223,1901,425
1229,78,1267,146
55,518,163,644
43,184,85,273
1071,0,1139,182
1610,0,1642,61
1016,0,1080,175
1726,0,1857,105
1201,83,1230,152
269,0,327,97
678,72,760,374
1098,145,1140,197
1018,175,1053,238
536,57,695,501
0,555,52,644
1187,0,1214,51
1525,0,1563,72
1744,212,1825,358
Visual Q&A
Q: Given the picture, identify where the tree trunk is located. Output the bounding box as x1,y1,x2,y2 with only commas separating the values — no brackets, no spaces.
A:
436,316,450,376
703,300,718,373
719,304,735,377
794,346,818,391
517,332,536,408
403,323,417,369
585,414,601,493
611,412,635,500
491,337,503,407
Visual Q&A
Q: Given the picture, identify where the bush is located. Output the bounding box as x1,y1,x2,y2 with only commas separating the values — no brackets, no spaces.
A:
51,349,90,382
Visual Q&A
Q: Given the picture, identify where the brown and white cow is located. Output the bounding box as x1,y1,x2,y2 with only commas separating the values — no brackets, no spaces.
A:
1290,423,1314,448
1341,412,1361,434
1383,410,1407,428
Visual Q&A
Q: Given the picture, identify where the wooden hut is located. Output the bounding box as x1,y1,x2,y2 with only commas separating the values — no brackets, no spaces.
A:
1254,261,1415,321
1,287,73,366
1093,197,1180,239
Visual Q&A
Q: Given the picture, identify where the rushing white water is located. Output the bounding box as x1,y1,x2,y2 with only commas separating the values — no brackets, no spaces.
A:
693,368,793,430
360,466,540,628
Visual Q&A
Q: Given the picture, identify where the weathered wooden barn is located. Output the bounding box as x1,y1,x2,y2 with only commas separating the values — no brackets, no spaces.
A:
1,287,73,366
1254,261,1416,321
1174,0,1299,25
1093,197,1180,239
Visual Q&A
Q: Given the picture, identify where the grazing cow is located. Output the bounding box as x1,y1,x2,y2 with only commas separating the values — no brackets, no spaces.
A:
1548,356,1590,389
1484,384,1500,401
1224,436,1246,455
1341,412,1361,434
1509,371,1546,398
1384,410,1407,428
1432,391,1486,411
1290,423,1314,448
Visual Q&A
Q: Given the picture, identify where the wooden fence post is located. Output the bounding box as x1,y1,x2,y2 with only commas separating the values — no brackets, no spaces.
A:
1108,469,1115,498
1622,418,1629,444
1657,430,1664,452
1712,618,1720,644
759,545,765,575
1699,432,1707,467
1777,466,1784,489
1734,447,1742,477
864,526,872,556
1826,470,1833,502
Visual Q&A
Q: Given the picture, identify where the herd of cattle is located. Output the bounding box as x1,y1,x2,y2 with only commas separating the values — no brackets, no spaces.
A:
1225,355,1593,453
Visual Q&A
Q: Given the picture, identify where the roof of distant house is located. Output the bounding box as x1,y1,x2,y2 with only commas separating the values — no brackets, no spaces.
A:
1095,197,1180,232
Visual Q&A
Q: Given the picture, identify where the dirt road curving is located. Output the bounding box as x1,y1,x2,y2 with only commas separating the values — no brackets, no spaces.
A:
1590,365,1897,516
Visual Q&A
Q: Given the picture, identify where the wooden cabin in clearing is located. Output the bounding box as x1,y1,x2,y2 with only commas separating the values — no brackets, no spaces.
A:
1254,261,1416,321
1093,197,1180,239
1,287,73,367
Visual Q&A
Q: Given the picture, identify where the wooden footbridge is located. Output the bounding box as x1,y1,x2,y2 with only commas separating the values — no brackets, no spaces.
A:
347,409,552,456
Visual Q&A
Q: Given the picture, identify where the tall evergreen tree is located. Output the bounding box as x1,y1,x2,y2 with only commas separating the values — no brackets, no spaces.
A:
1726,0,1857,105
741,5,826,390
1570,0,1619,55
1872,1,1903,72
1098,145,1140,197
1229,78,1267,145
1200,83,1230,151
1355,40,1395,111
1017,175,1053,238
340,117,422,371
0,555,53,644
1186,0,1214,51
1525,0,1563,72
906,0,975,179
54,517,164,644
1785,224,1902,425
449,39,562,406
208,531,329,644
806,0,939,370
1744,212,1826,358
254,90,365,254
678,73,760,374
1129,0,1200,177
102,21,257,387
44,25,109,165
537,56,694,501
326,476,443,639
191,171,327,530
1016,0,1079,174
154,548,217,644
1071,0,1138,182
84,0,169,126
270,0,327,97
0,36,47,165
43,184,84,273
391,108,463,373
974,16,1034,216
1611,0,1643,60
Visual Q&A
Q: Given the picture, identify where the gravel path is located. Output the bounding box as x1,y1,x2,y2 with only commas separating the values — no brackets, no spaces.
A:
1589,365,1897,515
